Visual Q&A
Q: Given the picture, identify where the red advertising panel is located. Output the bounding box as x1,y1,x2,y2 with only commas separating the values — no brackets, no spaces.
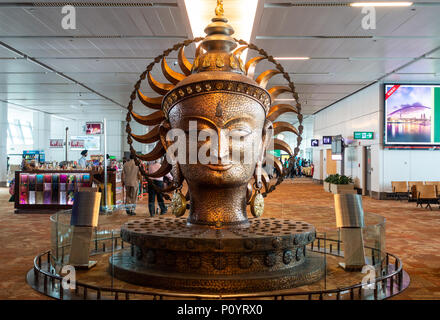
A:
86,122,103,135
70,139,85,149
49,139,64,148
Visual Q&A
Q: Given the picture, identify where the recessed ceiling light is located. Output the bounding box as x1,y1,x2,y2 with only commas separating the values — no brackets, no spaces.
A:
184,0,258,45
350,2,413,7
274,57,310,60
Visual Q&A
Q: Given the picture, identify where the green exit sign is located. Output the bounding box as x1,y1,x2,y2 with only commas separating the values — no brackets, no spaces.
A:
354,131,374,140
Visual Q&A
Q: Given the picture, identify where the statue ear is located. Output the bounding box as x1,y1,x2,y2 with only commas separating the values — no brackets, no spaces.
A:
254,119,273,189
260,119,273,163
160,119,185,188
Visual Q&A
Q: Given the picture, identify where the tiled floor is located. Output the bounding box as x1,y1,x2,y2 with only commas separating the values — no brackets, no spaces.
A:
1,178,439,299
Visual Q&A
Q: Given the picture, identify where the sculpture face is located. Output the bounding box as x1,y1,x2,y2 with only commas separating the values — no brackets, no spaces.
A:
168,93,266,188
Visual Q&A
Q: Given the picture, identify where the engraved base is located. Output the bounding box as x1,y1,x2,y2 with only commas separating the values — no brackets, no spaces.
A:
109,217,325,293
109,250,325,293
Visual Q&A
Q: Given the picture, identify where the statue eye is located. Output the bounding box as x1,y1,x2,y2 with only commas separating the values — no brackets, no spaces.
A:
229,128,251,138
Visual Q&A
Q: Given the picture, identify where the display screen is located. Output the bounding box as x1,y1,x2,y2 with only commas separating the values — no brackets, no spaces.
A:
322,136,332,144
86,122,103,135
311,139,319,147
384,84,440,146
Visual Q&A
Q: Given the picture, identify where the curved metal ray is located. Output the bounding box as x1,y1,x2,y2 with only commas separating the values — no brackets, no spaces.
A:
267,104,298,122
245,56,266,79
268,86,292,101
273,121,299,136
130,110,165,126
264,153,284,176
233,45,248,57
178,46,192,76
261,168,270,193
147,72,174,95
195,43,203,58
256,69,281,89
145,158,172,178
269,138,293,157
161,56,186,85
246,182,252,204
135,142,166,162
137,90,162,109
129,125,160,144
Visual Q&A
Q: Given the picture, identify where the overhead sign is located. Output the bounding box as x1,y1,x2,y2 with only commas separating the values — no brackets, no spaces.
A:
49,139,64,148
354,131,374,140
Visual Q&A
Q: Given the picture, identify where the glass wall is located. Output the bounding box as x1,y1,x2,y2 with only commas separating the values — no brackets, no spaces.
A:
7,107,34,165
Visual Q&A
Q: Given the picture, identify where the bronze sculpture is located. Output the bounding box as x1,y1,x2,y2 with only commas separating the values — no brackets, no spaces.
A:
110,2,324,293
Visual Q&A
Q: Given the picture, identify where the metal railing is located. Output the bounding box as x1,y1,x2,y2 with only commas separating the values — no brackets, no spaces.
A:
30,236,407,300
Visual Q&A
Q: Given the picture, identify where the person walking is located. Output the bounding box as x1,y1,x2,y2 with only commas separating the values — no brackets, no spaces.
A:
78,150,88,168
122,154,141,216
146,159,171,217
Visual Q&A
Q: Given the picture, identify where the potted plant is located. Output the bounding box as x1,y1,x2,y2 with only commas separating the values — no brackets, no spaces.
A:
324,174,355,194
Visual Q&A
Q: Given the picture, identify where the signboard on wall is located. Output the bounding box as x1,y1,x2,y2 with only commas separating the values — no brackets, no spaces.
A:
70,135,100,150
354,131,374,140
70,139,85,150
311,139,319,147
49,139,64,148
85,122,103,135
322,136,332,144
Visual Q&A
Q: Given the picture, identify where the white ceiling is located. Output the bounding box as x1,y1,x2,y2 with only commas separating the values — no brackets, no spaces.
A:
1,0,440,119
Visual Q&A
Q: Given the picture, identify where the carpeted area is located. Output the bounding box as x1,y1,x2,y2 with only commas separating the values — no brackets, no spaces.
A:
1,178,439,299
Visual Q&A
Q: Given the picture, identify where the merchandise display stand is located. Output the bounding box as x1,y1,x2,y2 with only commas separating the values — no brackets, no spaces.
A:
14,170,92,212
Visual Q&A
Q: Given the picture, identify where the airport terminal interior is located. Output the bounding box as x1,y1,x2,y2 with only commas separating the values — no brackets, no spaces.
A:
1,0,440,301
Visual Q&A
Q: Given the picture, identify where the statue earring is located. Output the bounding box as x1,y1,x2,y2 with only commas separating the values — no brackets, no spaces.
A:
250,161,264,218
169,163,187,217
170,185,187,217
250,182,264,218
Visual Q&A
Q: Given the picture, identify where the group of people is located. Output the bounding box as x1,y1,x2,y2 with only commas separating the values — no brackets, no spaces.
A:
121,155,171,217
281,157,313,178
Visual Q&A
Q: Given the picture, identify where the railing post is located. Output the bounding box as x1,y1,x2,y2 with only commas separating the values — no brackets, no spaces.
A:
350,288,354,300
34,266,38,283
398,270,403,291
115,292,119,300
390,276,394,295
337,240,341,255
43,274,47,293
61,247,64,264
308,294,312,300
83,287,88,300
329,244,333,254
126,292,129,300
374,282,378,300
59,279,64,300
97,289,101,300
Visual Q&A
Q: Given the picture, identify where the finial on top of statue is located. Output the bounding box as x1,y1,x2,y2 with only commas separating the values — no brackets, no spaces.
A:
215,0,224,17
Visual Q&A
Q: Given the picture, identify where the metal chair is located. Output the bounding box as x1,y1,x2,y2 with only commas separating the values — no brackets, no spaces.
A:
416,185,439,210
391,181,408,201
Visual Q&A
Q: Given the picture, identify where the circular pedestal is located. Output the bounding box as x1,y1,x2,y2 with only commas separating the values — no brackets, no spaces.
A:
109,217,325,293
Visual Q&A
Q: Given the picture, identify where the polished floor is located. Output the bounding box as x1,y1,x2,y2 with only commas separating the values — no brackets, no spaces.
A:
1,178,439,300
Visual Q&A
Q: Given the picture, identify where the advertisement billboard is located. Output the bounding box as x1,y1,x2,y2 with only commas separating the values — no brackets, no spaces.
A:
384,84,440,146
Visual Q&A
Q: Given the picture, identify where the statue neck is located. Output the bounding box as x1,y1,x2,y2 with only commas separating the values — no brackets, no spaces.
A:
187,184,249,228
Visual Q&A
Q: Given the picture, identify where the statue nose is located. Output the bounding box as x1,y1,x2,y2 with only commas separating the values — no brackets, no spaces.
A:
217,129,230,163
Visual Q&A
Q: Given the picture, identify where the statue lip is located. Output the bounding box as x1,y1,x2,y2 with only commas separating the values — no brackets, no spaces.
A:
205,163,233,171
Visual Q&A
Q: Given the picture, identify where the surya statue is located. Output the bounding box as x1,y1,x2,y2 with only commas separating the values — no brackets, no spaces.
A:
126,1,301,228
113,3,323,293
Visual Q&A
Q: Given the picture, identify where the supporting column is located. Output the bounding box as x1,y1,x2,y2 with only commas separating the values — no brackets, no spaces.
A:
0,103,8,186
